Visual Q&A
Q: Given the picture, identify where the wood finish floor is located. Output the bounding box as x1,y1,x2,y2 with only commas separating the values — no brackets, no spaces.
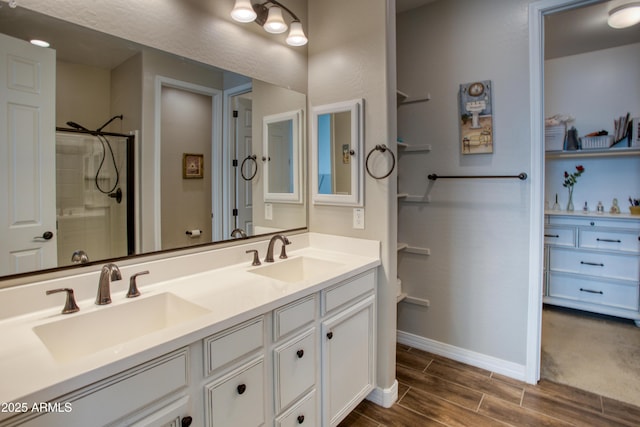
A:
339,344,640,426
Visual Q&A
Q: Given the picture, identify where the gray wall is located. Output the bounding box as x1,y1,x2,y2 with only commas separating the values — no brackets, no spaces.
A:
396,0,533,366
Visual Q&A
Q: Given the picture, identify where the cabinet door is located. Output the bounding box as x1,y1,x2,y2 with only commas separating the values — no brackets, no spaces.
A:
204,357,265,427
321,295,375,427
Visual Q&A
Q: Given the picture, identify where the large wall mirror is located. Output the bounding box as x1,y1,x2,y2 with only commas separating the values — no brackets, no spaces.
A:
263,110,303,204
311,99,363,206
0,5,307,283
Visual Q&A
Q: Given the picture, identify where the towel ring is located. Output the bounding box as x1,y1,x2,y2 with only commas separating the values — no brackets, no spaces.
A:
240,155,258,181
365,144,395,180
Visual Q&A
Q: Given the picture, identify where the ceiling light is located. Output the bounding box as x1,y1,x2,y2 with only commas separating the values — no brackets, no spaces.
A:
230,0,257,23
30,39,50,48
607,2,640,29
263,6,287,34
286,21,308,46
230,0,307,46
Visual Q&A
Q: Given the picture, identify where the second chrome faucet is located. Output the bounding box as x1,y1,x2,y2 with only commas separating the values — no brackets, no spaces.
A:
264,234,291,263
96,263,122,305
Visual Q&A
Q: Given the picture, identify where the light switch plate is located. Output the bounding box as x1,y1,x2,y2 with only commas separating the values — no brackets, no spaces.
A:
265,203,273,220
353,208,365,229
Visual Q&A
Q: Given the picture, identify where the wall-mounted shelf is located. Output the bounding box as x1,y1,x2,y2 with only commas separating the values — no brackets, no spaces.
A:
397,244,430,255
399,195,431,203
397,90,431,105
399,144,432,152
402,295,431,307
545,147,640,159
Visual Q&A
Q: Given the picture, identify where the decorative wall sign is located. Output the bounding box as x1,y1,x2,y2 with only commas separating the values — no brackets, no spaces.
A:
459,80,493,154
183,153,204,179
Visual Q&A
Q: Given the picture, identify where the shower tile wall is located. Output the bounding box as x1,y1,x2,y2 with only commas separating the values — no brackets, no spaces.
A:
55,133,126,266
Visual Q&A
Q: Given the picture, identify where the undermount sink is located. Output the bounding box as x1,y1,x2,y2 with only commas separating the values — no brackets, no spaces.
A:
33,292,210,362
249,256,344,283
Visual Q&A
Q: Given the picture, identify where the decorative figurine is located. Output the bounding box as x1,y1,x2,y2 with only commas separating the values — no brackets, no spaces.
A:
610,198,621,214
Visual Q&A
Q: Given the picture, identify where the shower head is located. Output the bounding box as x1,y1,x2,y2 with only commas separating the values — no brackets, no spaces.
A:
96,114,124,132
66,121,91,132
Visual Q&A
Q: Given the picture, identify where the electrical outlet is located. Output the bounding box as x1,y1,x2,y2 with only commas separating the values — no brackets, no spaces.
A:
353,208,365,229
265,203,273,220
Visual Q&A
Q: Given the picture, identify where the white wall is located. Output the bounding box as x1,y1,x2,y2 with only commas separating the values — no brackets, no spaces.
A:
545,43,640,212
545,43,640,137
396,0,533,370
308,0,398,398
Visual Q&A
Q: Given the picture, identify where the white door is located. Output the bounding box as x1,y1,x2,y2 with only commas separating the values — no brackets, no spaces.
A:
0,33,57,275
233,95,253,235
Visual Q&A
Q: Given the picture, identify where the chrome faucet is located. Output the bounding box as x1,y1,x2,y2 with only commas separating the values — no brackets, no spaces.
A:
231,228,247,239
96,263,122,305
264,235,290,263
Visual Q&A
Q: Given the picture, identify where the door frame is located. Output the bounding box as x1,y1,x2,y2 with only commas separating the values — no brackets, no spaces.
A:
153,76,222,250
526,0,601,384
223,82,252,239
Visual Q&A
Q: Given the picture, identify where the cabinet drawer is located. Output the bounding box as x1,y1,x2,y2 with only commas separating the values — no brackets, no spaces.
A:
549,216,640,230
544,226,575,247
205,358,265,427
322,271,375,315
9,349,188,427
274,295,316,340
275,390,318,427
274,328,316,412
204,316,264,376
579,228,639,253
549,248,639,281
548,273,640,311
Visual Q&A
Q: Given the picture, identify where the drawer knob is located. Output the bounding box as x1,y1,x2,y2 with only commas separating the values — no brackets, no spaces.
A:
326,332,333,340
580,261,604,267
296,349,304,358
181,416,193,427
596,238,621,243
297,415,305,424
237,384,247,395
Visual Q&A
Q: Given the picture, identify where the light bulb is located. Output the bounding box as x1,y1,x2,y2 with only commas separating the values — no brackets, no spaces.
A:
230,0,257,23
607,3,640,29
286,21,307,46
263,6,287,34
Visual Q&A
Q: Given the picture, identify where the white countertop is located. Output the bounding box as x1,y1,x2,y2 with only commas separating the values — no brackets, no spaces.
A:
545,210,640,220
0,233,380,416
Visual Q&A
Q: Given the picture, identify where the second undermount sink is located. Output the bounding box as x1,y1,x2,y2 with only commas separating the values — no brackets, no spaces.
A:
33,292,210,363
249,256,344,283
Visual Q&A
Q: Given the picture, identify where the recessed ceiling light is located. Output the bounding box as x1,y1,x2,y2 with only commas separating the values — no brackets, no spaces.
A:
30,39,50,48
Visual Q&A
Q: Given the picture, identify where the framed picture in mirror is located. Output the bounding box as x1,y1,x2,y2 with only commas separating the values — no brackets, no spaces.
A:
183,153,204,179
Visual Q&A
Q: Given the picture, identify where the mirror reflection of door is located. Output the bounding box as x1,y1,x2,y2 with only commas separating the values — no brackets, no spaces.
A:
317,111,352,195
231,93,253,235
0,33,57,275
160,86,213,250
267,119,294,194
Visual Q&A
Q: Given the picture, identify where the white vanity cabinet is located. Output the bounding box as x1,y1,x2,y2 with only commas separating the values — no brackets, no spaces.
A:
321,271,376,426
1,348,192,427
544,214,640,325
0,265,378,427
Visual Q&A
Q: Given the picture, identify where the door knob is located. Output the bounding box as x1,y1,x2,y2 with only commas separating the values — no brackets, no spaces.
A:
34,231,54,241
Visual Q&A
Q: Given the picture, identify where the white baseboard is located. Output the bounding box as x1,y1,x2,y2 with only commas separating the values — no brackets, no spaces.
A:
397,330,527,382
366,379,398,408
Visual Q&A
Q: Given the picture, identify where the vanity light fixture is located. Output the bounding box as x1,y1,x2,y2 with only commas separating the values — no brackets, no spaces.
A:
30,39,50,48
607,1,640,28
230,0,307,46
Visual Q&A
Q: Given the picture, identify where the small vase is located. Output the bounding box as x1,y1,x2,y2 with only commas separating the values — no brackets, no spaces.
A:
566,188,574,212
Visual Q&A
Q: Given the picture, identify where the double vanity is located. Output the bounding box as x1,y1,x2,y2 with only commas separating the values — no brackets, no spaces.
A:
0,233,380,426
